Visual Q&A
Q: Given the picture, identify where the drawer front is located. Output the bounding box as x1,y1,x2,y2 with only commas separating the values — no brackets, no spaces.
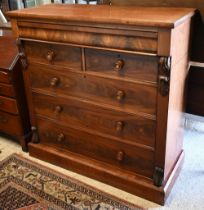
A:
24,41,82,71
19,22,158,53
85,49,159,83
0,71,11,84
0,110,22,136
0,95,18,114
37,118,154,178
0,83,15,98
33,93,156,147
30,64,157,115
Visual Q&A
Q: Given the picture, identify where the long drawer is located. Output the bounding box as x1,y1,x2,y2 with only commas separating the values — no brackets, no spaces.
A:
18,22,158,53
0,83,15,98
85,48,159,83
33,93,156,147
37,117,154,178
0,110,22,136
0,71,11,84
30,64,157,115
24,41,82,71
0,95,18,114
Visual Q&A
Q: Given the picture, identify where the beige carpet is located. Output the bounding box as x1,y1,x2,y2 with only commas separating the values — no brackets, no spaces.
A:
0,128,204,209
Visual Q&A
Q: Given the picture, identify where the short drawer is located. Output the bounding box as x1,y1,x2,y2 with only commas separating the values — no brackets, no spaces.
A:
24,41,82,71
0,83,15,98
0,110,22,136
85,49,159,83
37,118,154,178
0,71,11,84
30,64,157,115
0,95,18,114
33,93,156,147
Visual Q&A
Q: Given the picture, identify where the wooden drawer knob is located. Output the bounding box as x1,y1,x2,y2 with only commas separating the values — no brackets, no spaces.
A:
46,51,55,62
55,105,63,113
57,133,65,142
114,59,124,71
50,77,60,87
116,151,124,161
116,121,124,132
116,90,125,101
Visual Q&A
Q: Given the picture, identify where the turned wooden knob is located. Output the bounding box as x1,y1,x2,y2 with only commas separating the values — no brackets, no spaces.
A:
114,59,124,71
116,90,125,101
50,77,60,87
116,121,124,132
46,51,55,62
57,133,65,142
55,105,63,113
116,151,124,161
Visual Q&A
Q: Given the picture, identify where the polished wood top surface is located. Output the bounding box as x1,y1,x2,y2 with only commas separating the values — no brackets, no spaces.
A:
112,0,203,21
7,4,194,28
0,36,18,70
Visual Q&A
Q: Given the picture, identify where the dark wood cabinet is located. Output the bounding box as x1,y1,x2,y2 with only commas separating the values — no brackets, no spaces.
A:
0,36,30,151
8,5,194,204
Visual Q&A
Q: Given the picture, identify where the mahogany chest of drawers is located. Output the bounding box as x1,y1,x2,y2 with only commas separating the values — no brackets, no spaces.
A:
8,5,194,204
0,36,30,151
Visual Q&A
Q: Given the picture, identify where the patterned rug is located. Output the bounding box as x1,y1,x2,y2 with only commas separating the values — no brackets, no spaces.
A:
0,154,144,210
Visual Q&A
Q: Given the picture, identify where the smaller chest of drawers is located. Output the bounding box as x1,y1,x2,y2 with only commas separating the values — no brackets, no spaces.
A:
0,36,30,151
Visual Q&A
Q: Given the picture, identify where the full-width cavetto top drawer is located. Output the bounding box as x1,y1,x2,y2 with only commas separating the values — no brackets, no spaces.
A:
18,22,158,53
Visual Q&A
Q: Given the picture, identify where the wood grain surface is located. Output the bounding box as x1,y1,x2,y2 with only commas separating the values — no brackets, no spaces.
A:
7,4,194,28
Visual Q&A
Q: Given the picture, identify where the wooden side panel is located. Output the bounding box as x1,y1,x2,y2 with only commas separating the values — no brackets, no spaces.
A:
170,20,191,65
155,19,191,183
163,20,191,181
164,54,188,181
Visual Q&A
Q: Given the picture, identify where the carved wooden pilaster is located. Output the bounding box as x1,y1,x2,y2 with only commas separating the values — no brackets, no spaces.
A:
16,38,28,70
158,56,171,96
153,166,164,187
